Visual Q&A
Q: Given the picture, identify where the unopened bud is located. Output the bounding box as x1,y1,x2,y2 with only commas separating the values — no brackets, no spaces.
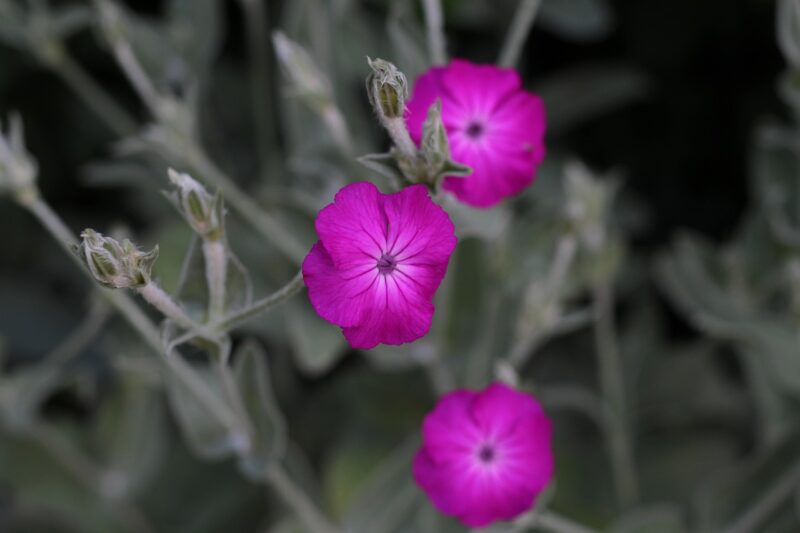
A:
76,229,158,289
272,31,332,105
366,57,408,120
0,113,37,199
418,100,471,187
167,169,224,240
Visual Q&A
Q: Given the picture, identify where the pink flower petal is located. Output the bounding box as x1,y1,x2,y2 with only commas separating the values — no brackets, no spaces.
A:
315,182,388,271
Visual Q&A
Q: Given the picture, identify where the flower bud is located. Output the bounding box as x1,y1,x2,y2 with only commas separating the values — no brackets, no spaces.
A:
366,57,408,120
0,113,37,199
167,169,224,240
76,229,158,289
272,31,332,105
564,161,618,252
419,100,471,186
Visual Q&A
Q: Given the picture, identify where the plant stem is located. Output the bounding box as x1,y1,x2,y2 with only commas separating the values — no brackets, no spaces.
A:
498,0,543,68
138,282,200,333
593,283,638,509
722,458,800,533
103,26,307,264
384,117,418,161
214,357,255,453
420,0,447,65
265,465,341,533
202,239,228,322
48,50,138,137
216,270,305,330
238,0,275,182
18,191,162,352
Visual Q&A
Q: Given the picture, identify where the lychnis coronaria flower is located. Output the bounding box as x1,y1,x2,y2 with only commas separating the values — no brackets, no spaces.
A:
406,59,547,208
302,182,456,349
413,382,553,527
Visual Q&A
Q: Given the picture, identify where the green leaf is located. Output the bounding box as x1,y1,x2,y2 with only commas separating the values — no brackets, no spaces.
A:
287,298,347,375
93,371,167,498
164,363,236,460
539,0,614,42
233,339,287,482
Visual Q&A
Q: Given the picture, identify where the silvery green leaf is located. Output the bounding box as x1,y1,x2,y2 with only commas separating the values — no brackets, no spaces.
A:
607,504,687,533
539,0,614,42
49,5,93,40
537,64,649,134
778,0,800,68
93,371,167,498
165,363,235,460
357,152,403,182
441,195,511,241
343,438,420,533
387,0,428,81
233,340,287,482
167,0,221,84
0,364,60,430
287,299,346,375
693,430,800,532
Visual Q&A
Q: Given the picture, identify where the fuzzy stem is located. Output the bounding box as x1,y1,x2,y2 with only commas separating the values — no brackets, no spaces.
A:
498,0,543,68
111,40,161,116
202,239,228,322
265,465,341,533
593,283,639,508
384,117,418,161
47,50,137,137
138,282,200,333
214,357,255,453
420,0,447,65
18,191,162,352
216,270,305,331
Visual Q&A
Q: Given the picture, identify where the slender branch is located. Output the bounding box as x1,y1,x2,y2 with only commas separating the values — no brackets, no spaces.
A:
47,50,138,137
265,465,341,533
138,282,201,333
202,239,228,322
46,299,111,366
216,270,305,330
498,0,543,68
722,458,800,533
384,117,418,161
420,0,447,65
593,283,638,508
214,357,255,453
18,192,162,352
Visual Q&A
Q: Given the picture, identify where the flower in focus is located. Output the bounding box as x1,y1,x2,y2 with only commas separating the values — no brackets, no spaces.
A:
302,182,456,349
405,59,547,208
413,382,553,527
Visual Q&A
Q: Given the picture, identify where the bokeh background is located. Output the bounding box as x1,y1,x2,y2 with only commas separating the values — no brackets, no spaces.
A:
1,0,798,532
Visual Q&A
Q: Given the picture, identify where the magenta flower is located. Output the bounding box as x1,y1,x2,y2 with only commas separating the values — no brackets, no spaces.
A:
413,382,554,527
405,59,547,208
302,182,456,349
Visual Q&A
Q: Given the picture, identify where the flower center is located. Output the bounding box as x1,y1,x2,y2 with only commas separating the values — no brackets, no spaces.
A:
465,121,485,139
477,443,496,464
377,253,398,275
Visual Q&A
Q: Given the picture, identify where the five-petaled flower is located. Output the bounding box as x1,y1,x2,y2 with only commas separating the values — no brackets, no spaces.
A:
406,59,547,208
413,382,554,527
302,182,457,349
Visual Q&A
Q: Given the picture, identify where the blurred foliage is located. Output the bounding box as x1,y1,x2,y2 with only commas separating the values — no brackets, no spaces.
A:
0,0,798,533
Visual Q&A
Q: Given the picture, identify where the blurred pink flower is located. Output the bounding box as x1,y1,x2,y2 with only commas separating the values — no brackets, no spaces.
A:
413,382,554,527
406,59,547,208
302,182,456,349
